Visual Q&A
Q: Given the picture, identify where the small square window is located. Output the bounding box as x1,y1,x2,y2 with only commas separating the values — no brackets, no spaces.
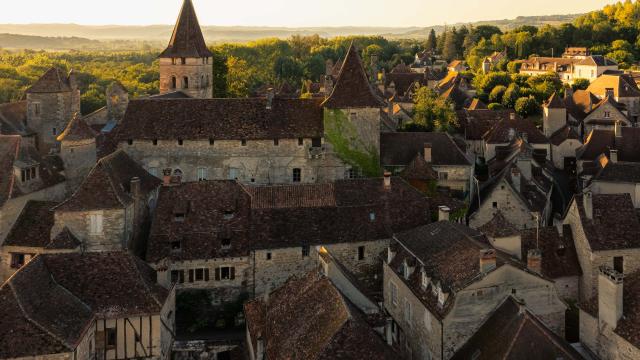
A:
312,137,322,147
52,128,57,135
152,139,158,146
274,139,279,146
292,168,301,183
171,241,181,251
209,138,215,146
221,238,231,250
266,252,272,260
492,202,498,209
302,245,310,257
178,139,184,146
181,57,186,65
358,246,365,260
241,139,247,146
221,267,231,280
10,253,25,269
298,138,304,146
127,139,133,145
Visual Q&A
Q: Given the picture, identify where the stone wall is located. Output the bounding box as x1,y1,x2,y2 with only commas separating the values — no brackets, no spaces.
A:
543,107,567,137
583,100,630,135
591,181,640,208
554,275,580,301
469,178,539,230
551,140,581,170
432,165,472,194
53,207,130,252
159,57,213,99
27,90,80,154
0,245,78,283
121,138,347,185
60,138,96,191
580,310,640,360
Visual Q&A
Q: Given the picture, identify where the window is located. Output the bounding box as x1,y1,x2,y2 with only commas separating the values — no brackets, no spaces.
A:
390,282,398,305
292,168,302,183
181,57,186,65
127,139,133,145
178,139,183,146
369,212,376,221
171,76,177,89
10,253,25,269
492,202,498,209
298,138,304,146
106,328,117,348
604,111,611,118
357,246,365,260
209,138,215,146
511,288,517,295
302,245,310,257
228,168,240,180
89,213,103,235
347,168,360,179
183,76,189,89
171,240,181,251
274,139,279,146
172,58,177,65
312,137,322,147
241,139,247,146
266,252,272,260
197,167,208,181
216,266,234,281
195,268,204,281
424,309,432,332
221,238,231,250
33,103,41,116
170,270,185,284
223,210,235,220
438,172,448,180
403,298,412,326
52,127,57,135
614,256,624,273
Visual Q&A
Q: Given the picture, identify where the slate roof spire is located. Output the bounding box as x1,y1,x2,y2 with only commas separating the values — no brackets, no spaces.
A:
322,42,385,109
159,0,213,58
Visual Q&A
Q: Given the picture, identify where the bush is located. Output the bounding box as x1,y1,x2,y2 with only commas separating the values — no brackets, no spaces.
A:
502,84,520,108
515,96,540,118
572,78,590,91
489,85,507,103
507,61,522,74
488,103,504,110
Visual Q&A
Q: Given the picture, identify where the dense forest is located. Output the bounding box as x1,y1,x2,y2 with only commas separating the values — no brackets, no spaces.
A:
1,0,640,117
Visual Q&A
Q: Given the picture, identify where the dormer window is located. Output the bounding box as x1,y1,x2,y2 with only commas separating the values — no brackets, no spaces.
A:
369,212,376,221
223,210,235,220
221,238,231,250
183,76,189,89
174,212,185,222
20,166,38,183
171,240,181,251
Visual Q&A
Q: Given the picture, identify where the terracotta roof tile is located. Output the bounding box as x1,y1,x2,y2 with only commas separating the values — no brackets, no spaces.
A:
56,113,97,142
587,74,640,98
575,193,640,251
380,132,471,166
521,225,582,279
159,0,212,58
478,211,519,238
577,127,640,162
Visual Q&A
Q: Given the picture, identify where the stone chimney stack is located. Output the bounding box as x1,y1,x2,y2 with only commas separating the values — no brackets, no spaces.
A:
438,206,450,222
615,120,623,139
610,149,618,163
583,191,593,220
598,266,624,329
383,171,392,189
424,143,432,163
511,167,521,193
527,249,542,274
266,88,275,110
479,249,497,273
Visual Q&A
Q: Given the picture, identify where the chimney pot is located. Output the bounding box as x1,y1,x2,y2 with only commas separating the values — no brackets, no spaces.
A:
383,171,392,189
479,249,497,273
527,249,542,274
423,143,432,163
438,206,451,222
598,266,624,329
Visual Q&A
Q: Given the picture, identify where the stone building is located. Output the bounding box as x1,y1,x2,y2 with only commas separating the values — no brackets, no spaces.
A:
158,0,213,99
587,73,640,123
562,192,640,301
576,126,640,177
481,112,550,161
384,221,567,360
588,158,640,208
146,177,431,301
380,132,473,198
0,252,175,360
52,150,161,254
456,108,515,157
581,95,630,135
57,113,98,189
0,135,66,245
549,125,582,171
519,55,618,84
579,267,640,360
244,271,395,360
82,81,130,130
25,67,81,154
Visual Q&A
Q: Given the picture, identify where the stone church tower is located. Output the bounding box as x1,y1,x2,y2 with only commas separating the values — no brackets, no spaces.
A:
159,0,213,99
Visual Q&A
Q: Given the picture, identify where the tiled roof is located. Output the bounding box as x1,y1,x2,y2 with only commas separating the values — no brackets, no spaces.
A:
380,132,471,166
587,74,640,98
385,73,427,97
439,83,471,110
484,114,548,145
25,67,73,94
0,101,29,136
549,125,581,146
577,127,640,162
147,178,431,262
54,150,160,212
159,0,213,58
576,55,617,67
478,211,519,238
565,90,599,121
0,135,20,207
574,193,640,251
593,161,640,183
322,43,385,109
466,98,487,110
0,252,169,358
451,297,584,360
458,109,515,140
114,98,324,141
244,271,394,360
545,92,565,109
521,225,582,279
56,113,97,142
390,62,412,74
400,154,438,181
3,201,78,250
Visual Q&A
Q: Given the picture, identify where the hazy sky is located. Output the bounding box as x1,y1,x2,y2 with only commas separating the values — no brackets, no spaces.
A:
0,0,619,27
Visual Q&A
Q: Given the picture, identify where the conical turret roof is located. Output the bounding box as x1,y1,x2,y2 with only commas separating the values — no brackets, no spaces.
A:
159,0,213,58
57,113,97,142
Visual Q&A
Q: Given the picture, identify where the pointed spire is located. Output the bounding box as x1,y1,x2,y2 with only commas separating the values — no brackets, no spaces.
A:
322,43,385,109
159,0,213,58
57,113,97,142
545,92,565,109
26,67,73,94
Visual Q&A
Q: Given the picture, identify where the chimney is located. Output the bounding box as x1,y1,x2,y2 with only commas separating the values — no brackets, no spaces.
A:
527,249,542,274
610,149,618,163
516,158,532,180
615,120,623,139
266,88,275,110
387,100,394,117
583,191,593,220
256,335,265,360
438,206,450,222
325,59,334,76
324,75,333,97
598,266,624,329
383,171,392,189
162,168,172,186
510,112,516,121
511,167,521,193
424,143,432,163
480,249,497,273
385,317,393,345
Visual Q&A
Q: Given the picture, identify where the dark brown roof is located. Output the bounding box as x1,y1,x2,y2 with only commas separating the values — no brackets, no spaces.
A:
565,90,600,121
244,271,394,360
577,127,640,162
521,225,582,279
0,135,20,206
380,132,471,166
0,252,169,358
466,98,487,110
385,73,427,97
115,98,324,141
159,0,212,58
3,201,79,250
576,55,617,67
439,83,471,110
593,161,640,183
484,115,548,145
545,92,565,109
451,297,584,360
458,109,515,140
322,43,385,109
574,193,640,251
147,178,431,262
400,154,438,181
54,150,160,212
0,101,29,136
549,125,580,146
478,211,519,238
56,113,97,142
25,67,73,94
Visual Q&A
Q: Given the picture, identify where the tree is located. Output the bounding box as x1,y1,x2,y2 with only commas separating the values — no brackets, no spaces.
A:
443,31,458,62
489,85,507,103
410,87,458,132
226,56,253,97
515,96,540,118
426,29,437,51
572,78,590,91
502,84,521,108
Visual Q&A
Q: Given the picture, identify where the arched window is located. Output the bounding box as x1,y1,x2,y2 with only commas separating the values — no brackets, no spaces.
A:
292,168,301,183
183,77,189,89
171,76,177,89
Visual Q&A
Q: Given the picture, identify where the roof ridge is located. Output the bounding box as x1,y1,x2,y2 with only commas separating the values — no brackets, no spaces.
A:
127,254,164,309
501,310,527,359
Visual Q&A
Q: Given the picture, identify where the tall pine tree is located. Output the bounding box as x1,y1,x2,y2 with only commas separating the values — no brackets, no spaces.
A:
426,29,437,51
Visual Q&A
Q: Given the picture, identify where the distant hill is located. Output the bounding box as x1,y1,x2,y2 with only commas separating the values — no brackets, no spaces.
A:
0,14,584,49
